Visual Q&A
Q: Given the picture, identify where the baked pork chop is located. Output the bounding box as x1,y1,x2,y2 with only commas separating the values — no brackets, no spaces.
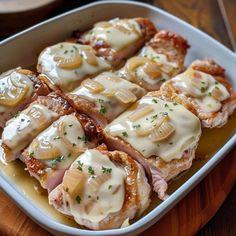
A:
67,71,146,127
0,67,49,128
104,93,201,199
37,42,111,92
1,92,73,162
49,144,151,230
76,18,157,67
160,59,236,128
118,30,189,91
21,113,100,192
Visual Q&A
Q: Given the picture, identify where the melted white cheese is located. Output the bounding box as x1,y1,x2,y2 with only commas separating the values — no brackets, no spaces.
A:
66,149,125,228
28,114,93,170
2,104,58,160
85,18,142,51
38,42,110,92
172,68,230,113
105,96,201,162
69,72,145,120
0,69,34,113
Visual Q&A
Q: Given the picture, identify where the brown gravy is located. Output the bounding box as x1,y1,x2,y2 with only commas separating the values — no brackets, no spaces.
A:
0,111,235,228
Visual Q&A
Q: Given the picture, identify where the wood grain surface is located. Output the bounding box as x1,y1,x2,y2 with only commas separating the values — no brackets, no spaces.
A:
0,0,235,235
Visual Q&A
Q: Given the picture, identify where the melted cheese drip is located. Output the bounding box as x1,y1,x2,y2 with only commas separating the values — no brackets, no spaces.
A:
69,72,145,120
38,42,110,92
2,104,58,160
66,149,125,228
106,96,201,162
172,69,230,113
85,18,142,51
0,69,34,113
28,114,93,170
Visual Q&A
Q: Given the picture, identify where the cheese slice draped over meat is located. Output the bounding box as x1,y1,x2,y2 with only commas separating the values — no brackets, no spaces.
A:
2,104,58,159
63,149,126,228
105,96,201,162
171,68,230,113
0,69,34,113
38,42,110,92
84,18,142,51
68,71,145,120
28,114,93,170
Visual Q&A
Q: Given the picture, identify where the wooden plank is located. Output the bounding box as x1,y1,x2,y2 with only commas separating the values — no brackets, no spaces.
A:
148,0,233,49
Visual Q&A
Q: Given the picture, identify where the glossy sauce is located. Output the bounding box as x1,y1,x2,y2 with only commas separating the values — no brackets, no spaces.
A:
68,72,145,120
0,111,235,229
38,42,110,92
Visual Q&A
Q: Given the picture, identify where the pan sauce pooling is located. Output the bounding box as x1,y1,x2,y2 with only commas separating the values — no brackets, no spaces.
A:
171,68,230,113
28,114,93,169
106,96,201,162
63,149,126,226
0,69,34,113
84,18,142,51
69,72,145,120
2,104,58,161
38,42,110,92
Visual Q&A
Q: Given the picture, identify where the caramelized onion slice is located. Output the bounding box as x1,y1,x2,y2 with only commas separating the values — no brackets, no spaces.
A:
135,116,168,136
82,79,104,93
115,24,131,34
126,56,150,74
101,89,115,97
81,49,98,66
211,87,224,101
88,173,110,193
149,121,175,142
115,88,137,104
62,168,85,196
56,54,83,70
143,62,161,80
129,105,154,122
26,106,50,127
0,77,29,107
30,139,61,160
95,21,113,28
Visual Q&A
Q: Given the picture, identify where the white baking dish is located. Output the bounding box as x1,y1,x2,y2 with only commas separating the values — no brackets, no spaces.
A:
0,1,236,235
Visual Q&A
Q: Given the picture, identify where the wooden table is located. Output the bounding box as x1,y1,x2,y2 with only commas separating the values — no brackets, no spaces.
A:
0,0,235,235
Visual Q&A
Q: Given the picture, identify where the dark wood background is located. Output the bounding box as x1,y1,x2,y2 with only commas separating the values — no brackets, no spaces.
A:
0,0,235,235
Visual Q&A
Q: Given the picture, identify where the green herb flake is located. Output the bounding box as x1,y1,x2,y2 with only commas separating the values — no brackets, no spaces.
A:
96,196,99,200
53,136,61,140
88,166,95,175
99,105,106,114
152,99,158,103
122,131,128,137
102,166,112,174
132,124,141,129
64,50,68,54
64,132,67,135
77,135,89,143
77,160,84,170
75,195,81,204
29,151,34,157
69,124,73,127
51,156,64,166
108,185,112,190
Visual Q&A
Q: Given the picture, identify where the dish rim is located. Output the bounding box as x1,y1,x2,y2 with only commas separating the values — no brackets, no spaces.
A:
0,1,235,235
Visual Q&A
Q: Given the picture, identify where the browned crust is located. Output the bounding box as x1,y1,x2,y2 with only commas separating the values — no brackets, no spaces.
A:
148,30,190,71
67,94,109,127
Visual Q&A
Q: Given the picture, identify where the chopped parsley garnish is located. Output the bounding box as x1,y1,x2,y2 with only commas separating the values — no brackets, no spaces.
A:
69,124,73,127
77,160,84,170
152,99,158,103
51,156,64,166
102,166,112,174
60,44,63,48
151,114,158,123
21,118,25,122
160,78,166,83
200,87,206,93
122,131,128,137
64,50,68,54
75,195,81,204
98,99,104,103
215,81,219,85
72,45,78,51
169,108,174,111
132,124,141,129
173,102,178,106
14,111,20,118
64,132,67,135
77,135,89,143
53,136,61,140
68,153,72,158
164,103,169,108
160,111,168,116
65,187,69,192
88,195,91,198
88,166,95,175
99,105,106,114
72,143,76,147
108,185,112,190
96,196,99,200
169,142,173,145
208,92,212,96
29,151,34,157
215,86,220,90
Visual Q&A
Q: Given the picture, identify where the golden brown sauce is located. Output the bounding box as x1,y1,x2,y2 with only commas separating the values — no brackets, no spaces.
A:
0,111,235,228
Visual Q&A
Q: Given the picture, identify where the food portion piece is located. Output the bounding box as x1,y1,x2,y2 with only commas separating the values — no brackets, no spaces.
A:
22,113,99,192
77,18,157,67
37,42,111,92
118,30,189,91
49,144,151,230
67,71,146,126
1,92,73,162
160,59,236,128
0,67,50,128
104,94,201,199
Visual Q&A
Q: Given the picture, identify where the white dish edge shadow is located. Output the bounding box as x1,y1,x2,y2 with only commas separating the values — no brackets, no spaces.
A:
0,1,236,235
